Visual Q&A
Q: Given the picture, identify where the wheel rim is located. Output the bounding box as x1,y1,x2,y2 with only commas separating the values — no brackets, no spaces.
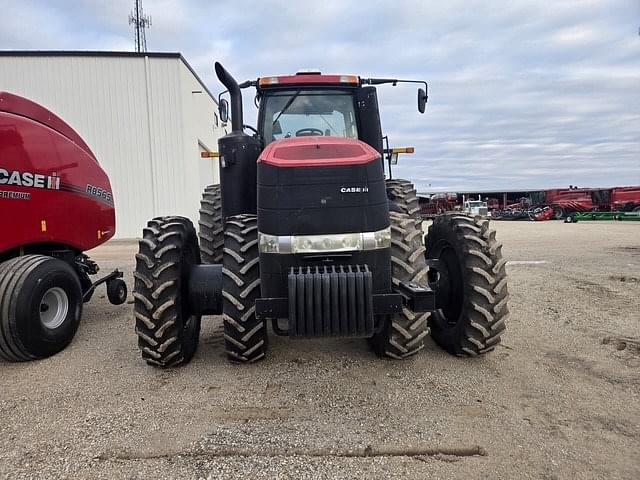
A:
432,240,464,326
40,287,69,329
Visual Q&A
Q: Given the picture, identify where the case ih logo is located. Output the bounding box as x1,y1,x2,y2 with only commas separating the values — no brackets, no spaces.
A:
0,168,60,190
340,186,369,193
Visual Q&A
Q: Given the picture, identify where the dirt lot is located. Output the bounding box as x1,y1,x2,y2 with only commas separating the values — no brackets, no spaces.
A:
1,220,639,479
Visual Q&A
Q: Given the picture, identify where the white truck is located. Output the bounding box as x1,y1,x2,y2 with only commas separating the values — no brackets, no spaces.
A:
463,200,489,217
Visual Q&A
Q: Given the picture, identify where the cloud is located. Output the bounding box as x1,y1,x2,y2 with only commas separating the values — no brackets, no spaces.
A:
0,0,638,191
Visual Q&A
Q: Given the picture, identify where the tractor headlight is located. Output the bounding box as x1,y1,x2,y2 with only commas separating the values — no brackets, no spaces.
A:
258,227,391,254
258,233,281,253
293,233,363,253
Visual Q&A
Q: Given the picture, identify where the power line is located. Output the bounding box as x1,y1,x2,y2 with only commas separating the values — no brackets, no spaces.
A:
128,0,152,52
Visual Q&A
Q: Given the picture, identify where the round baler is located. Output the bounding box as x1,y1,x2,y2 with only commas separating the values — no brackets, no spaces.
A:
0,91,126,362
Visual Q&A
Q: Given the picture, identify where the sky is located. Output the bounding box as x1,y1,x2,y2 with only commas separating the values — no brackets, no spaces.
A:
1,0,639,192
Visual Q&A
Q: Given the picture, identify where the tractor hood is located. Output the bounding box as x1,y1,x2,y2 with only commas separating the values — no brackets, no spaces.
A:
258,137,380,168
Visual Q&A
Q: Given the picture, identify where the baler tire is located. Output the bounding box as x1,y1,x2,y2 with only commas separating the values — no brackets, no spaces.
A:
386,179,423,231
0,255,82,362
426,214,508,356
133,216,202,367
369,212,430,359
221,214,266,363
199,184,224,264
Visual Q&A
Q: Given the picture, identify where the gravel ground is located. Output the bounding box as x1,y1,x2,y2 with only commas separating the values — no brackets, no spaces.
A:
1,220,639,479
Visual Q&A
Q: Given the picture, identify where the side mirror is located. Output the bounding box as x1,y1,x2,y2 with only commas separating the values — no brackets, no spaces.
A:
418,88,428,113
219,98,229,123
390,152,399,165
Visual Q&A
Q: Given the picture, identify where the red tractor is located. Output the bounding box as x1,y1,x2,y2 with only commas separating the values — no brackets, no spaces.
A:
133,64,509,367
0,92,126,362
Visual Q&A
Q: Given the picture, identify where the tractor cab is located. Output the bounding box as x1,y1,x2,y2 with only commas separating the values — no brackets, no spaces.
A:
217,69,428,175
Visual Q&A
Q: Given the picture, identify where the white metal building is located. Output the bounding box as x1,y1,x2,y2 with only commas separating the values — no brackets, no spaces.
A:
0,51,226,238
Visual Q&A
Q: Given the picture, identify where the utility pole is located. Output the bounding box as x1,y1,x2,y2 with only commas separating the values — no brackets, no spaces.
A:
128,0,152,52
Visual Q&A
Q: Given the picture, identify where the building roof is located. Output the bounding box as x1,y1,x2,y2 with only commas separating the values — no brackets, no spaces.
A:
0,50,217,104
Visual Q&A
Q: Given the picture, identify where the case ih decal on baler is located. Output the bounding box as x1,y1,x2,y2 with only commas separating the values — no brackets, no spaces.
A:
0,168,61,190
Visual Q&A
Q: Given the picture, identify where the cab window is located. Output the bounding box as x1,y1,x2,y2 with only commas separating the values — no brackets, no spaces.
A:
261,90,358,144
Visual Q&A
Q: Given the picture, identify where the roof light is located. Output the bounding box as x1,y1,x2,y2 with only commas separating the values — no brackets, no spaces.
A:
258,77,280,87
296,69,322,75
339,75,359,85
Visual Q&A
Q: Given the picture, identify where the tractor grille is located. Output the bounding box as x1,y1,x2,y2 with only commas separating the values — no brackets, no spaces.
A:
479,207,488,216
288,265,374,337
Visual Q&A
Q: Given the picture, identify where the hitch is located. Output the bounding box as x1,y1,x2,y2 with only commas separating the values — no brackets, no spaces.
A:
82,269,125,304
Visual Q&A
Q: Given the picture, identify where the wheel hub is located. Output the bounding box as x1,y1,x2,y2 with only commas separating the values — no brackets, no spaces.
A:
40,287,69,329
429,241,464,326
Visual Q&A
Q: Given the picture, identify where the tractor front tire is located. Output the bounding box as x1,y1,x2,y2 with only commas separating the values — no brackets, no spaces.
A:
199,184,224,264
0,255,82,362
426,214,508,356
134,216,202,367
222,215,266,363
386,179,423,231
369,212,430,359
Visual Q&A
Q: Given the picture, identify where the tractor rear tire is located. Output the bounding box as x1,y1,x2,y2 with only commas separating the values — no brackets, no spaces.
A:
221,215,266,363
369,212,430,359
199,184,224,264
0,255,82,362
134,216,202,367
386,179,423,231
426,214,508,356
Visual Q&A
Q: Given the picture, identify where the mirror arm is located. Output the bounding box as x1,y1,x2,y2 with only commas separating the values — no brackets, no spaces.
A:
361,77,428,93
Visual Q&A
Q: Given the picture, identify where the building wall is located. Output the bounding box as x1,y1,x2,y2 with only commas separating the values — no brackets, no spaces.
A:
0,53,224,238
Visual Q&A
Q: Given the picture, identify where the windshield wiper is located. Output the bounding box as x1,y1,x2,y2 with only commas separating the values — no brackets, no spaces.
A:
272,89,302,127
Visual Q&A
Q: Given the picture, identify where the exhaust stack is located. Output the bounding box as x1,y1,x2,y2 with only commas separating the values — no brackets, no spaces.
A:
214,62,260,220
215,62,243,133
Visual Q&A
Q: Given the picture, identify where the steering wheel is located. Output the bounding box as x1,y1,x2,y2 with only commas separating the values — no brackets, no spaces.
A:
295,128,324,137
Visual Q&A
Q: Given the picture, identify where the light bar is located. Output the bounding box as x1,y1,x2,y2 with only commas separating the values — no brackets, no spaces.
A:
200,151,220,158
258,74,360,88
259,228,391,254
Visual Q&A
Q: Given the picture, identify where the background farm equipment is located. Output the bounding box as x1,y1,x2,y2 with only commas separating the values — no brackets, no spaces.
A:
420,192,457,218
547,186,640,219
0,92,126,362
565,211,640,223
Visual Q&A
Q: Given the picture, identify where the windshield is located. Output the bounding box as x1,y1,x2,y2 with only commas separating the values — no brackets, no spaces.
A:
468,201,486,207
261,90,358,145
